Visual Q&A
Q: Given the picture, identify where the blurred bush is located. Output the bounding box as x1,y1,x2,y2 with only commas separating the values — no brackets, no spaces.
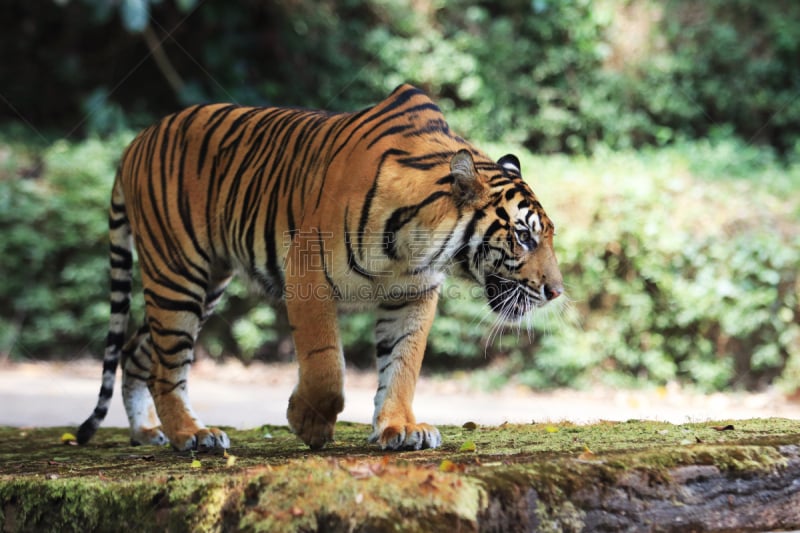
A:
0,131,138,358
2,132,798,393
516,139,800,392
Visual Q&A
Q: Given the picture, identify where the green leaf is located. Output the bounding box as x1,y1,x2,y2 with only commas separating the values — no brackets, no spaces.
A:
459,441,477,452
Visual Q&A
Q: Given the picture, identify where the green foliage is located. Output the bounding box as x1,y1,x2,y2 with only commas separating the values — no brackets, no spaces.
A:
642,0,800,153
0,132,136,358
511,139,800,391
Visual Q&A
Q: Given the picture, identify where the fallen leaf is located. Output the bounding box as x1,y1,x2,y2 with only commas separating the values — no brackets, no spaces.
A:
439,460,456,472
459,440,477,452
577,445,595,461
439,460,466,473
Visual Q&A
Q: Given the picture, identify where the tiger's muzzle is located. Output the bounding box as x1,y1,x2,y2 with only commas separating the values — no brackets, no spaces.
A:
484,274,561,321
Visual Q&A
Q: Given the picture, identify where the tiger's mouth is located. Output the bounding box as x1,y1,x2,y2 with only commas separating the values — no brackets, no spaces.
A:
484,274,538,321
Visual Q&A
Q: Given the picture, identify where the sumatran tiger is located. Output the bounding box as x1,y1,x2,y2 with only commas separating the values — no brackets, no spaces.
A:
76,84,563,452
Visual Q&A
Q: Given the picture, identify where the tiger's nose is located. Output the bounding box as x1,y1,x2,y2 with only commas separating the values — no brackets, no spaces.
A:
544,284,563,301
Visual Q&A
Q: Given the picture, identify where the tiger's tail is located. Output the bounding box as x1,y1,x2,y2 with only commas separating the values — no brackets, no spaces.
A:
76,175,133,444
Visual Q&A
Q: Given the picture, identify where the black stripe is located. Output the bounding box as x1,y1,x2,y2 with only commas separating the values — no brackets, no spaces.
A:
308,345,337,356
125,371,149,382
357,148,408,255
110,278,132,293
378,300,408,311
318,232,341,299
176,127,212,266
362,103,442,146
327,85,426,164
366,124,414,149
153,378,187,394
109,214,127,229
402,117,450,138
154,353,194,370
109,246,133,269
102,357,117,373
400,152,452,171
128,351,151,373
106,331,125,348
382,191,450,259
410,229,454,274
157,339,194,357
344,208,376,280
143,288,203,318
197,105,240,175
376,333,410,359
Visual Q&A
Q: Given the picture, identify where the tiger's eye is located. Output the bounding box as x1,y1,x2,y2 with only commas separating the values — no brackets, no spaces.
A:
516,229,538,250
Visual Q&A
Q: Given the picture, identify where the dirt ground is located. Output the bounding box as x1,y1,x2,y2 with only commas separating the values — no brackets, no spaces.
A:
1,359,799,430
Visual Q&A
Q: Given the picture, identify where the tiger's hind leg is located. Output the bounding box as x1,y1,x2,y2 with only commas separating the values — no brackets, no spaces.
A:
141,270,231,451
122,274,232,447
121,324,167,446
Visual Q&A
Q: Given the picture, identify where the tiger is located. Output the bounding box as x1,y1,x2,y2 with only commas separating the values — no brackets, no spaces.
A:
76,83,563,452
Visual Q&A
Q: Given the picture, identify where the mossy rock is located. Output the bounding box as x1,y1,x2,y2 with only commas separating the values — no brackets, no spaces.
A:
2,419,799,532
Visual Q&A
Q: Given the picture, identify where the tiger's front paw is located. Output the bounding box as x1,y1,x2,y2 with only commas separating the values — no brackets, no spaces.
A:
369,422,442,450
287,389,344,450
169,427,230,452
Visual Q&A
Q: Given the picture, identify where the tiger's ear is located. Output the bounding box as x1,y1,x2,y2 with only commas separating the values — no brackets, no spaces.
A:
450,149,485,207
497,154,521,174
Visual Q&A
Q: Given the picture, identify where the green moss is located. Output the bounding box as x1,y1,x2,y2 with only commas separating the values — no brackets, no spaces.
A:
1,418,799,531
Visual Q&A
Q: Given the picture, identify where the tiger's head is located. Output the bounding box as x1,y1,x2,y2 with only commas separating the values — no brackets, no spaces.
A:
450,149,563,321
